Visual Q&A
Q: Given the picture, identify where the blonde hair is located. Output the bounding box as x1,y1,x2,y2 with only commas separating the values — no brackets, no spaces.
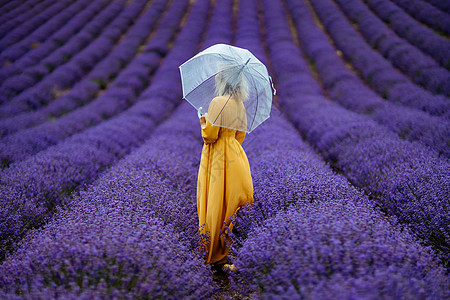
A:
215,62,249,101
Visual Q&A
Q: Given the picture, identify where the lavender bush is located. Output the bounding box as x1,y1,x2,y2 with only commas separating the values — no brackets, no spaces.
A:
262,0,450,265
0,0,92,66
308,0,450,119
231,206,449,299
0,0,138,114
0,0,33,26
0,0,449,297
0,1,233,297
0,211,216,299
425,0,450,14
362,0,450,68
0,0,125,102
225,1,449,297
0,0,111,82
0,0,207,261
0,0,172,137
0,0,184,164
0,0,54,42
284,0,450,157
0,0,75,51
390,0,450,35
334,0,450,95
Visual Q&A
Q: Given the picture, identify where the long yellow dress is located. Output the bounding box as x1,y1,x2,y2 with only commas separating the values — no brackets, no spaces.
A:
197,95,253,264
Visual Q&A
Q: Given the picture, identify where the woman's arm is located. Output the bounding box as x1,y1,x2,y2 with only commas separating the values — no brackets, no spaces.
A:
201,113,220,144
235,130,246,145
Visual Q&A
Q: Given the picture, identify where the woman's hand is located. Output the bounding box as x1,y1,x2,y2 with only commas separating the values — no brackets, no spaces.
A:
200,115,207,128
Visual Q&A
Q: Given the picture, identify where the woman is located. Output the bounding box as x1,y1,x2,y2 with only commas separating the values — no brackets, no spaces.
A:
197,63,254,265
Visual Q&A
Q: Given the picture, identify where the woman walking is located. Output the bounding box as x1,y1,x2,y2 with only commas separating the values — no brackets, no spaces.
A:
197,65,253,264
179,43,274,266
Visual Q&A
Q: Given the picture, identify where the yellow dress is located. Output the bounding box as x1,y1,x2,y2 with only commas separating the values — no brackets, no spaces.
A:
197,96,253,264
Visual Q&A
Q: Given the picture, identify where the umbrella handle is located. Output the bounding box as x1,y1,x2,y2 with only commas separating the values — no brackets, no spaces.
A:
197,106,203,118
269,76,277,96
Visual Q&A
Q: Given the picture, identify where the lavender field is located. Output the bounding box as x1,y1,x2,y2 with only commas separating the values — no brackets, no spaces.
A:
0,0,449,298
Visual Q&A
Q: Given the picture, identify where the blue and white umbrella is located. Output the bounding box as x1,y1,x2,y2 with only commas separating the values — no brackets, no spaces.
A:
179,44,275,133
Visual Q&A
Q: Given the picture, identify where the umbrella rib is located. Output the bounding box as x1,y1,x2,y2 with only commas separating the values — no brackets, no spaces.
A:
184,71,220,98
213,94,232,124
248,74,259,132
184,64,243,98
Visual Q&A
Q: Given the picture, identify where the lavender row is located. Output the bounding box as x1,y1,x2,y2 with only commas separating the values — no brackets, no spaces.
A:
0,102,218,299
390,0,450,36
0,0,183,165
0,0,96,68
0,95,216,298
364,0,450,68
0,1,222,297
0,0,17,9
230,108,449,297
284,0,450,157
426,0,450,14
0,0,49,39
0,92,217,297
0,0,233,289
0,0,143,117
0,0,171,138
0,0,75,51
264,0,450,265
231,205,449,298
309,0,449,118
0,0,126,99
0,0,22,18
0,0,38,30
0,209,216,298
334,0,450,95
201,0,233,49
0,0,204,263
0,0,114,85
226,0,449,297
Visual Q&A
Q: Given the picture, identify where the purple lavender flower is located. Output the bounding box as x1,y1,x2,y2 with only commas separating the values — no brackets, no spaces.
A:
333,0,450,95
390,0,450,35
284,0,450,157
261,0,450,267
307,0,450,117
0,0,210,263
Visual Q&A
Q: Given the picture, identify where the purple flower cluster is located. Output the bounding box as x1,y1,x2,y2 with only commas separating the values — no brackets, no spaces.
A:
390,0,450,35
224,0,449,297
0,1,237,297
0,0,73,50
0,0,140,115
234,0,268,68
202,0,234,49
426,0,450,14
308,0,450,118
0,101,217,297
0,0,39,29
263,0,450,266
0,0,206,261
0,209,216,299
284,0,450,157
363,0,450,68
0,0,92,66
0,0,112,85
0,0,449,297
231,206,449,298
334,0,450,95
0,0,171,137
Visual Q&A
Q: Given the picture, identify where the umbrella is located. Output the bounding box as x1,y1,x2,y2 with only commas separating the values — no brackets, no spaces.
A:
179,43,275,133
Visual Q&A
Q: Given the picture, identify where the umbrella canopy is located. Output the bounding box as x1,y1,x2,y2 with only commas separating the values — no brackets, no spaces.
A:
179,44,275,133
